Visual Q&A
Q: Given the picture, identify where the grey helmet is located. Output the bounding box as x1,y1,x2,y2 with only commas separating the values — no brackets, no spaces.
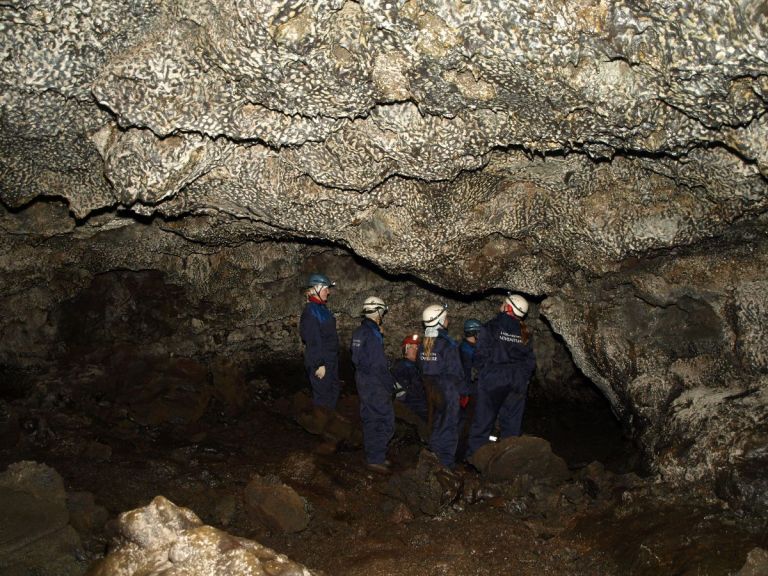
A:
306,273,334,288
463,318,482,335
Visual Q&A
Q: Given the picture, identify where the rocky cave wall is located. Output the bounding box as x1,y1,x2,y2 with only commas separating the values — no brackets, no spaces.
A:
0,200,580,396
1,0,767,511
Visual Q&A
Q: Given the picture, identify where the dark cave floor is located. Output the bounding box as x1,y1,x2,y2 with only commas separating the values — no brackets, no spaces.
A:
0,364,766,576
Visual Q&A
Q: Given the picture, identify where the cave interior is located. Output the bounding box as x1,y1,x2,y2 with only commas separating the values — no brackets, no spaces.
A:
1,0,768,574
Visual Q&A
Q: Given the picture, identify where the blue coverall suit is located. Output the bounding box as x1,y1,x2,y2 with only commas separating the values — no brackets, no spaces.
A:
351,318,395,465
459,340,476,395
457,338,477,459
467,312,536,458
299,301,341,409
391,358,428,422
419,329,464,469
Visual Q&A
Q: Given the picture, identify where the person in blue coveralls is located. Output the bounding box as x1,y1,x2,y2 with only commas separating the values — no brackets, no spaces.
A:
418,303,464,470
350,296,396,474
456,318,482,461
298,273,340,434
391,333,428,423
466,293,536,461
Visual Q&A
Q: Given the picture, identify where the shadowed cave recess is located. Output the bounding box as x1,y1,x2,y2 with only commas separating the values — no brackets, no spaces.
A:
1,0,767,574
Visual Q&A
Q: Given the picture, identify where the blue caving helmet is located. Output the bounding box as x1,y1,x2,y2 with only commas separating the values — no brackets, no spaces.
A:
464,318,482,335
306,273,335,288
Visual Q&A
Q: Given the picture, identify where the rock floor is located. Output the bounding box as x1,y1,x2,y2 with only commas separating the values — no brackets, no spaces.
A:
0,367,765,575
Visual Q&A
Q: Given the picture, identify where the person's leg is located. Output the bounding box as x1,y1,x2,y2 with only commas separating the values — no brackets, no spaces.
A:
312,358,341,409
358,380,393,465
499,372,529,437
466,378,507,458
455,394,476,462
430,381,460,469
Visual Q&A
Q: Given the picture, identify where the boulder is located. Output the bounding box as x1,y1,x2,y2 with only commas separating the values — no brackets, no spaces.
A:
244,476,310,534
386,450,461,517
87,495,317,576
0,461,83,576
736,548,768,576
470,436,570,486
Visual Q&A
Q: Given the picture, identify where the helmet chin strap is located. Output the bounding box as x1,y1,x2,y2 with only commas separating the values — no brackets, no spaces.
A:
312,285,327,302
364,308,385,324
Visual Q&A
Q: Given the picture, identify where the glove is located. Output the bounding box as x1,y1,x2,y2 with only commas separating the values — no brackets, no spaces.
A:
459,395,470,409
314,365,326,379
393,381,407,400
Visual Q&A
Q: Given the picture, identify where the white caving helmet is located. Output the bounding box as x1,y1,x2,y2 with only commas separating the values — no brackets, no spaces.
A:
362,296,388,320
504,293,529,318
422,303,448,328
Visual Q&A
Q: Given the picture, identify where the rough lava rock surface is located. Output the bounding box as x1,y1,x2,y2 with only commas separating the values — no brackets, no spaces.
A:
1,1,767,511
86,495,317,576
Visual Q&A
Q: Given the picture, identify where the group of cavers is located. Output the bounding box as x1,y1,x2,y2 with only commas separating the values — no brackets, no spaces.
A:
299,272,536,475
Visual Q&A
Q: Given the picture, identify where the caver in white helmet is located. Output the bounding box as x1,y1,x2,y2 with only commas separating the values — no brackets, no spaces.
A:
422,303,448,328
362,296,388,319
504,294,529,318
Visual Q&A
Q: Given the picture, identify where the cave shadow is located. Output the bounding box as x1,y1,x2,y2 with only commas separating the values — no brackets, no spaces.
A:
526,319,646,476
524,375,645,476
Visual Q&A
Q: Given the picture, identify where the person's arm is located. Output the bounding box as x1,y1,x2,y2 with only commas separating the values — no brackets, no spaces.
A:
300,308,326,373
391,360,406,384
450,343,466,386
383,351,396,388
391,365,406,398
351,328,371,373
474,325,491,372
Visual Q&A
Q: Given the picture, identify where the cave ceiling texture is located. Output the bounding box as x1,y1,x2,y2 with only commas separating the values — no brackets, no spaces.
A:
1,0,767,513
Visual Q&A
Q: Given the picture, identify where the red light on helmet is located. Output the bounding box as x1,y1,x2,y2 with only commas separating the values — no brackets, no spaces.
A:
401,334,420,348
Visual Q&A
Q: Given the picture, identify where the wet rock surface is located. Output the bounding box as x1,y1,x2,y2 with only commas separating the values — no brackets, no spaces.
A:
244,475,311,534
386,449,462,517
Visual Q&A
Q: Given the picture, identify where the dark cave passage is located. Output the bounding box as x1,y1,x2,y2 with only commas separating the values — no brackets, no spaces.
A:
524,389,642,476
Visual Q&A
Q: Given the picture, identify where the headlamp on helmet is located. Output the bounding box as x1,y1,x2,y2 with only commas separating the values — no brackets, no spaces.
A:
401,334,420,348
